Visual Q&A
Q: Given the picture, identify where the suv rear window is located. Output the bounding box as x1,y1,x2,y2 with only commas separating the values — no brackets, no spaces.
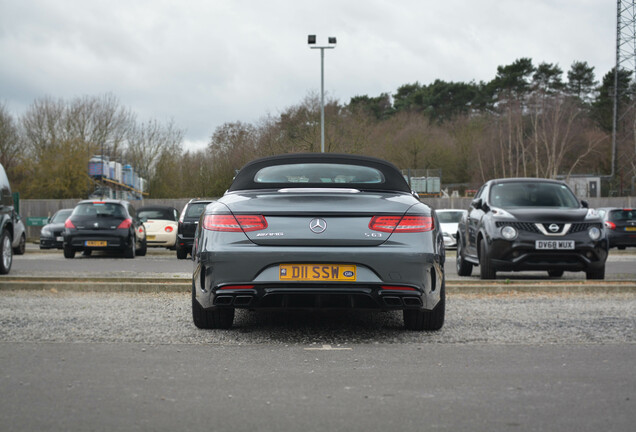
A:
185,203,208,219
490,182,580,208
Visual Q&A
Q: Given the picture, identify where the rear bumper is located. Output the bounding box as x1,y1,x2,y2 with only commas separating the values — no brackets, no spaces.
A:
194,243,444,312
64,230,131,251
146,232,176,247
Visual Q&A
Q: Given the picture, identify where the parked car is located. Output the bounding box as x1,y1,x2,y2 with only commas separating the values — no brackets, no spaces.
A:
191,153,446,330
63,199,147,258
12,213,26,255
0,163,15,274
138,205,179,249
176,199,213,259
456,178,608,280
39,208,74,249
436,209,467,249
597,207,636,249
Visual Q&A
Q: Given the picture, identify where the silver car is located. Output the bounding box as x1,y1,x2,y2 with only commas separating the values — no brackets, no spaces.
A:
191,153,446,331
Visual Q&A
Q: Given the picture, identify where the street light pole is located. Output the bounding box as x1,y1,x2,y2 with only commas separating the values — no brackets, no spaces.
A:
308,35,337,153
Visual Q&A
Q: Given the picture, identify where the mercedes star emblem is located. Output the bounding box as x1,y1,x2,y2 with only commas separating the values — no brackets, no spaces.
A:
309,218,327,234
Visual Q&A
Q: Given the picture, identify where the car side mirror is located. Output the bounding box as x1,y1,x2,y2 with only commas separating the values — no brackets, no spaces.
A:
471,198,482,210
581,200,589,208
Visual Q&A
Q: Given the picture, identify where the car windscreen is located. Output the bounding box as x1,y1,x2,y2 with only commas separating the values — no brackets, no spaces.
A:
72,202,126,219
139,208,176,221
489,182,580,208
437,211,464,223
50,210,73,224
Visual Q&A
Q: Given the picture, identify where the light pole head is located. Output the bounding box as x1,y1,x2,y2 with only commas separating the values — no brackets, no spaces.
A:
328,37,337,45
307,34,316,45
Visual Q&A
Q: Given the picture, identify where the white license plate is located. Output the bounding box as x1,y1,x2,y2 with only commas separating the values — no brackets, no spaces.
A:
56,236,63,242
535,240,575,250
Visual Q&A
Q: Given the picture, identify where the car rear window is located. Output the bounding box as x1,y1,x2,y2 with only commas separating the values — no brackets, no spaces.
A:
51,210,73,224
437,211,465,223
72,202,126,218
608,209,636,221
254,163,385,185
185,203,208,218
139,208,177,221
490,182,580,208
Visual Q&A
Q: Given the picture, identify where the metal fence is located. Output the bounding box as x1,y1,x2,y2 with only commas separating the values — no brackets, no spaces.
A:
19,196,636,240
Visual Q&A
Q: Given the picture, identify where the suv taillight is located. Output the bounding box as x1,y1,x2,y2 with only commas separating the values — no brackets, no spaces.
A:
369,215,434,233
203,214,268,232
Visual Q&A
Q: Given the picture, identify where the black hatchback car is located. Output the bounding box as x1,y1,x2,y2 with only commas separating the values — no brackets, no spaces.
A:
63,199,147,258
456,178,608,280
40,208,74,249
176,199,213,259
597,207,636,249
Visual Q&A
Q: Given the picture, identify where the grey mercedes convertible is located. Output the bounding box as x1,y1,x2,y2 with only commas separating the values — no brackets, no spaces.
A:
191,153,446,331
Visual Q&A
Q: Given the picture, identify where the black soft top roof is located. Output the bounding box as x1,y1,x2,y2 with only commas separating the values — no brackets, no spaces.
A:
228,153,411,193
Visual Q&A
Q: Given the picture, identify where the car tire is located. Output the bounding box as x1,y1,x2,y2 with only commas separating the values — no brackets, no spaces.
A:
63,245,75,259
456,236,473,277
123,236,136,259
548,269,564,278
176,246,188,260
403,280,445,331
136,238,147,257
0,229,12,274
192,283,234,329
479,240,496,280
13,233,26,255
586,266,605,280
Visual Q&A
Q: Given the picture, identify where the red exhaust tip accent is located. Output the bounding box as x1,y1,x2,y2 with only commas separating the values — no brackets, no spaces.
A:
219,285,255,290
381,285,417,291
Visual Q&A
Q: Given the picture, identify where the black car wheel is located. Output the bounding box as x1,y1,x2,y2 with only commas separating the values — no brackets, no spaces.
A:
136,238,147,257
403,280,445,331
548,269,564,278
176,246,188,260
13,233,26,255
192,283,235,329
586,266,605,280
456,236,473,277
63,244,75,259
479,240,496,280
0,229,12,274
123,236,136,259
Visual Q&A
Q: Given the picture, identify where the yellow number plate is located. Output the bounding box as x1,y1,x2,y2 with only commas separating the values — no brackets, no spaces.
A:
147,235,156,240
279,264,356,281
625,227,636,232
85,241,107,247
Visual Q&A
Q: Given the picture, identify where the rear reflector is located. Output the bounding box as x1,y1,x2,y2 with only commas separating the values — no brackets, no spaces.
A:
203,214,268,232
369,215,434,233
219,285,255,290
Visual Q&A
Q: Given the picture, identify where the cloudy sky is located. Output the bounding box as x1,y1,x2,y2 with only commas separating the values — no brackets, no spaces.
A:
0,0,616,150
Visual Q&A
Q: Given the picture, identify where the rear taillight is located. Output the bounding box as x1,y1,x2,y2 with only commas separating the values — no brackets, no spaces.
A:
203,214,268,232
64,218,75,229
117,218,133,229
369,215,434,233
605,221,616,230
165,226,174,233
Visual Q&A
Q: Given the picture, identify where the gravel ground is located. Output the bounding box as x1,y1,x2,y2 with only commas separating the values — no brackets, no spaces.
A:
1,291,634,346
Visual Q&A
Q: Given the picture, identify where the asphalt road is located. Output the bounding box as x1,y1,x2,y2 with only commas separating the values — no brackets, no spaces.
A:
8,244,636,280
1,246,635,431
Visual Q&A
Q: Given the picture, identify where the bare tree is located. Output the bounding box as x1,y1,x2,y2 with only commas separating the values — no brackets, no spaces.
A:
0,103,21,170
